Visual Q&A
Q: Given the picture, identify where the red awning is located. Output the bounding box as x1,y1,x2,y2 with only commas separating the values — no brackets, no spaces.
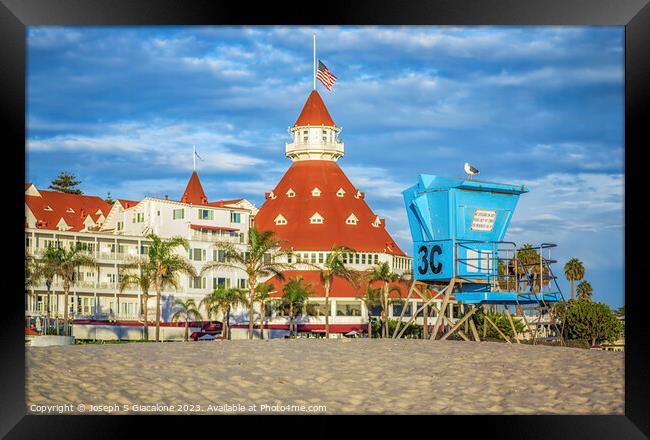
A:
190,224,239,232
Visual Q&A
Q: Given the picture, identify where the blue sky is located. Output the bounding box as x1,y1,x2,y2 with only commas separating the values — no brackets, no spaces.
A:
26,26,624,308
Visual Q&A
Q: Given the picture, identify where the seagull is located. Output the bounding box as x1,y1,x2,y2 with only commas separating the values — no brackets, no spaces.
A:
464,162,480,180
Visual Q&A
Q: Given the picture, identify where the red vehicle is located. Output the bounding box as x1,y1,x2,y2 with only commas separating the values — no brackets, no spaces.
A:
190,321,223,341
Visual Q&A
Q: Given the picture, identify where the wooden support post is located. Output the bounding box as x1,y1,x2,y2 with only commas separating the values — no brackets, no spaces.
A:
482,304,488,340
391,280,418,338
456,329,470,341
395,287,440,339
440,306,478,341
504,307,520,344
484,312,511,343
431,279,454,340
468,317,480,341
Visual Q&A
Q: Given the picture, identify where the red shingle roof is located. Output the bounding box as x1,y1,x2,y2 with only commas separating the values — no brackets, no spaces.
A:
181,171,208,205
293,90,336,127
25,189,112,231
207,198,244,208
254,160,405,256
117,199,139,209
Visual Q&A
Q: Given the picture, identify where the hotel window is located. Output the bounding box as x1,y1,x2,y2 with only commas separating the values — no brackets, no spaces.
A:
310,253,317,264
336,188,345,197
191,248,206,261
336,301,362,317
231,212,241,223
132,212,144,223
117,221,123,231
173,209,184,220
374,254,379,264
307,302,328,317
346,214,358,225
213,249,226,262
416,302,432,317
198,209,214,220
318,253,324,264
274,214,287,225
311,187,321,197
214,277,230,289
392,302,412,317
140,244,149,255
355,253,360,265
286,188,296,197
361,254,366,265
287,253,293,263
238,279,247,289
310,212,324,224
191,277,206,289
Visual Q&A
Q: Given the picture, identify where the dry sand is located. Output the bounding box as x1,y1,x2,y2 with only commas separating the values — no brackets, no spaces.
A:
26,339,624,415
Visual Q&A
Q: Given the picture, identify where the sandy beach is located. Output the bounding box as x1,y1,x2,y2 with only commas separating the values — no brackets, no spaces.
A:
26,339,624,415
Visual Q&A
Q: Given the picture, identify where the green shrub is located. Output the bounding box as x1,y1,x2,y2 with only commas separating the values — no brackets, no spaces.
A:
563,299,623,346
473,310,525,339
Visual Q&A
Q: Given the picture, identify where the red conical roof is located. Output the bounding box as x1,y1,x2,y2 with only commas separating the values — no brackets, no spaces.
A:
181,171,208,205
254,161,405,256
293,90,336,127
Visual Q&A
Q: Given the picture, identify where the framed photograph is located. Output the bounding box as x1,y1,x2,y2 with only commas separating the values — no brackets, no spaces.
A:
3,0,648,436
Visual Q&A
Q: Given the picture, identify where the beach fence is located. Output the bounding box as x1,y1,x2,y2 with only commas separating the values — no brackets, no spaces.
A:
396,174,567,344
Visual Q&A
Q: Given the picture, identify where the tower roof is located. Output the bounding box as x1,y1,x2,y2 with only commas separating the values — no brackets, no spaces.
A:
254,160,405,256
293,90,336,127
181,171,208,205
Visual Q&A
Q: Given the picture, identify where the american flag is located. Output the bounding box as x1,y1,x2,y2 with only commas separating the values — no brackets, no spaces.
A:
317,60,337,90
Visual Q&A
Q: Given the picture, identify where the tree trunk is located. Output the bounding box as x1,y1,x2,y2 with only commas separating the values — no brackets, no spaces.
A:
324,279,331,339
155,281,162,342
248,277,256,340
225,307,230,340
63,283,70,336
571,278,575,301
260,302,265,340
143,294,149,341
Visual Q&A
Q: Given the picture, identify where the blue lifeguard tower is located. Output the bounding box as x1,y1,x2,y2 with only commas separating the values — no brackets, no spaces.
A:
396,174,566,343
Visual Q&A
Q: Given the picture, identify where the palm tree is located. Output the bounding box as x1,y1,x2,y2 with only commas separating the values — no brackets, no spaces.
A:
576,280,593,301
201,227,292,340
279,276,314,338
170,298,202,341
255,282,275,340
119,257,154,340
512,244,550,294
201,286,246,340
319,246,358,338
564,258,585,301
36,246,97,336
365,262,402,338
147,233,197,342
357,285,381,338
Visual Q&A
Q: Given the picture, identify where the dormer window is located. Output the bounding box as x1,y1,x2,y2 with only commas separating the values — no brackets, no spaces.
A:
274,214,288,225
311,187,321,197
336,188,346,197
346,214,358,225
66,208,75,213
269,191,277,200
286,188,296,198
43,206,53,212
310,212,324,224
372,216,381,228
355,190,364,199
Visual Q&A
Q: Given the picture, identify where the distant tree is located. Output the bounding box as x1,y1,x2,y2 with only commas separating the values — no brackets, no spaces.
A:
318,246,358,338
365,262,403,338
278,276,314,338
357,285,382,338
201,286,246,340
255,282,275,340
615,305,625,317
564,258,585,301
49,171,83,194
170,298,202,342
105,192,115,205
564,299,623,346
119,257,154,340
576,280,594,301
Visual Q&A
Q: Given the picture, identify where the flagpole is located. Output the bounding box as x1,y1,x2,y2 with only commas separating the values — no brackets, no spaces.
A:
313,33,316,90
193,145,196,171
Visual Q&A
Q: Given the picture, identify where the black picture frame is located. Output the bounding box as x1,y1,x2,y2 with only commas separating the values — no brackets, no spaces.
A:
2,0,648,437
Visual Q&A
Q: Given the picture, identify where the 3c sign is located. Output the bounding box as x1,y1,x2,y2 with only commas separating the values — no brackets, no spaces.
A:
417,244,443,275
